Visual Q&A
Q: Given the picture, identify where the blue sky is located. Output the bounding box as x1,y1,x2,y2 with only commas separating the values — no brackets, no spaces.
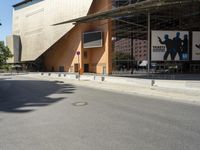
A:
0,0,22,41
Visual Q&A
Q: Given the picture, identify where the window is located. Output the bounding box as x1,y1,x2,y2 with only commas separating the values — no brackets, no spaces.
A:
84,51,88,59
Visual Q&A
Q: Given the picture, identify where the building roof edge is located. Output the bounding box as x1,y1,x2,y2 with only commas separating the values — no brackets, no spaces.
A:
13,0,32,8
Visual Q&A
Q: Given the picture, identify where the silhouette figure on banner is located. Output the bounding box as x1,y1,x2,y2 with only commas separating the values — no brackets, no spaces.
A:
181,34,188,60
173,32,183,60
196,44,200,50
158,32,188,60
158,35,175,60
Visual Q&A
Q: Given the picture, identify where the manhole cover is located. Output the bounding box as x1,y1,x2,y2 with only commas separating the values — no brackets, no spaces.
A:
72,102,88,106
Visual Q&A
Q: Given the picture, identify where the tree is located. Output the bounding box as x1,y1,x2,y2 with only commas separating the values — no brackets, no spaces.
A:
112,51,132,61
0,41,13,68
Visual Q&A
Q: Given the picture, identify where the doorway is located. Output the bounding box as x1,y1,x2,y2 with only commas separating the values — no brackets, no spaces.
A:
84,64,89,72
74,63,79,72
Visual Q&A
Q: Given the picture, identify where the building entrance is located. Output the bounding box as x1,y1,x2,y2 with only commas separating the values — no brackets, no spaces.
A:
84,64,89,72
74,64,79,72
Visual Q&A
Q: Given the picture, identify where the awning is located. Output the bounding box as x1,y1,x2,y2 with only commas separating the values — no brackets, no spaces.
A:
53,0,200,25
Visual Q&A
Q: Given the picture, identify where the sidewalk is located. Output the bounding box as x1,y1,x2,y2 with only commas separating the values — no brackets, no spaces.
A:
19,73,200,105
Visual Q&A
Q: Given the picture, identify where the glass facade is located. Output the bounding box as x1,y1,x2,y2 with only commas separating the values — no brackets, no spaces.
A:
112,0,200,76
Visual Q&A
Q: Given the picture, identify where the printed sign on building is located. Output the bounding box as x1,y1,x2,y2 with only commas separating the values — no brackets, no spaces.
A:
151,30,189,61
192,31,200,60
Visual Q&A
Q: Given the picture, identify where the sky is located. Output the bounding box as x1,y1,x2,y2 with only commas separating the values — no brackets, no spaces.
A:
0,0,22,42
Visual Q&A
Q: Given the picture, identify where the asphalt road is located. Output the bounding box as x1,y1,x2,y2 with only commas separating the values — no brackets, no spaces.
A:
0,75,200,150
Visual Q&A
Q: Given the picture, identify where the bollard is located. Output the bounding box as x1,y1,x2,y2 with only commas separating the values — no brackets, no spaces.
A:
76,74,80,80
151,80,155,86
101,76,105,82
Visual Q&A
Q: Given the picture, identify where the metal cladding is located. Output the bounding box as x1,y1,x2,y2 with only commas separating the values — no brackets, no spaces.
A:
12,0,93,62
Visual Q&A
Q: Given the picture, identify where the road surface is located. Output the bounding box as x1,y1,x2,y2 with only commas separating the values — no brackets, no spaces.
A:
0,75,200,150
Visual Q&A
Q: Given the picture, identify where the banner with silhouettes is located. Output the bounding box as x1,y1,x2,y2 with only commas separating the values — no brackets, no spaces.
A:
192,31,200,60
151,30,189,61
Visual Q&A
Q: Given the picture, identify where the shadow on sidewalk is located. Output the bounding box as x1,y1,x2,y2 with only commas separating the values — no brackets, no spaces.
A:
0,78,76,113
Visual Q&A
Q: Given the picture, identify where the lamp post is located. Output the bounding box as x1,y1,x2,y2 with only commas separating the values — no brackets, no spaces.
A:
76,51,80,80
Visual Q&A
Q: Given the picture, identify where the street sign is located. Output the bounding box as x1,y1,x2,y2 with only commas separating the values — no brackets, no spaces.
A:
77,51,80,55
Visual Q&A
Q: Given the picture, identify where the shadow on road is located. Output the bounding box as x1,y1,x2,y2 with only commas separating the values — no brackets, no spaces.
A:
0,78,76,113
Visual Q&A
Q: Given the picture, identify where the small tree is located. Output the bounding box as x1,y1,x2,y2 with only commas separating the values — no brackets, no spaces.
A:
0,41,13,68
112,51,132,61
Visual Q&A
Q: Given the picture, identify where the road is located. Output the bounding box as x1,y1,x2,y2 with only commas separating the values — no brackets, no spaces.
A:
0,75,200,150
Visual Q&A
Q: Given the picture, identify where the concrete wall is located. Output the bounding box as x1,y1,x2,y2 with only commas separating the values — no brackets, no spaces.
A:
43,0,113,74
12,0,93,62
6,35,21,63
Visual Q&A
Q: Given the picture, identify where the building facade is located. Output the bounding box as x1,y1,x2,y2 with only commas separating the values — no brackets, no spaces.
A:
112,0,200,74
12,0,94,62
8,0,112,74
7,0,200,74
114,38,147,61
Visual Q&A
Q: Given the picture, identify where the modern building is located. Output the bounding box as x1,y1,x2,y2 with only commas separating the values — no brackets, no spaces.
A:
114,38,147,61
7,0,112,74
7,0,200,74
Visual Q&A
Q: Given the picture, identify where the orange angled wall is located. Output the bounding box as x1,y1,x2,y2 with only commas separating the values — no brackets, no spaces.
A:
43,0,112,74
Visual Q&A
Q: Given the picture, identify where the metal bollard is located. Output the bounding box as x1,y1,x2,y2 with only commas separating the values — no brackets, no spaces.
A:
151,80,155,86
101,76,105,82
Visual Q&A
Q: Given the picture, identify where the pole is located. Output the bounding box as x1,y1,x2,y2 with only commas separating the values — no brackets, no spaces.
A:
147,12,151,77
78,54,80,80
131,34,134,74
76,51,81,80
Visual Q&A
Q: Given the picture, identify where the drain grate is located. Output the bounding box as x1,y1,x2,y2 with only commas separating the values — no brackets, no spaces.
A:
72,102,88,106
